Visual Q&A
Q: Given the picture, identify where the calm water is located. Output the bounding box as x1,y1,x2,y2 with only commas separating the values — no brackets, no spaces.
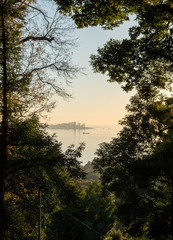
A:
47,127,119,165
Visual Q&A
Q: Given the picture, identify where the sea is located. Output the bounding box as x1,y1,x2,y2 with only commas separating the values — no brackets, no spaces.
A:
47,126,119,165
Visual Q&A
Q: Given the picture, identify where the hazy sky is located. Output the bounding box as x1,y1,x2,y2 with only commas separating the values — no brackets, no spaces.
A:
44,15,136,127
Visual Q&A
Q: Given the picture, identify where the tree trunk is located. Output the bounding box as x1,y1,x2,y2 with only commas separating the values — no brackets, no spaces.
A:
171,179,173,240
0,4,8,240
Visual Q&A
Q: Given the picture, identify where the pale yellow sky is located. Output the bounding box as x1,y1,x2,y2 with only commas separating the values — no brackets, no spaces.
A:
45,73,133,127
43,18,136,127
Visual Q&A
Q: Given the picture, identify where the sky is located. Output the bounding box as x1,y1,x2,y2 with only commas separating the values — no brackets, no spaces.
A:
44,12,136,127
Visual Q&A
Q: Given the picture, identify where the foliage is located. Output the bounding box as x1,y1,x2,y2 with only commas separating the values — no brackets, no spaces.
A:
92,92,173,239
3,115,85,239
55,0,173,238
55,0,173,32
0,1,30,238
92,87,173,239
89,3,173,236
56,0,173,93
46,182,116,240
0,1,79,239
104,228,125,240
90,40,172,92
104,226,148,240
0,0,172,239
0,0,79,118
79,161,100,187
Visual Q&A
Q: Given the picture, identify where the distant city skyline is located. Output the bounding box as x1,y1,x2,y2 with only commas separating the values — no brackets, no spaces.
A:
49,121,91,129
42,14,136,127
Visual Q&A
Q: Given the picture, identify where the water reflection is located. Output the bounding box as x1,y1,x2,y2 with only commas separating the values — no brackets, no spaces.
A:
47,127,118,165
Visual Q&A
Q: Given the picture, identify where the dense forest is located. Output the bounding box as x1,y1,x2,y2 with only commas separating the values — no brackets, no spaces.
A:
0,0,172,240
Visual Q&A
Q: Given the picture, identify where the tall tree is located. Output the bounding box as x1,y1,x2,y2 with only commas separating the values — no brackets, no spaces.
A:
55,0,173,238
0,1,29,236
93,94,173,239
91,35,173,239
4,115,85,239
0,1,79,239
90,43,173,237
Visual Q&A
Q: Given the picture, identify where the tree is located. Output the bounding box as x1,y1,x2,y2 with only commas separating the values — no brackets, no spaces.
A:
3,115,85,239
56,0,173,238
55,0,173,43
87,2,172,237
92,90,173,239
82,161,100,186
56,0,172,29
0,1,29,237
56,0,173,92
104,228,126,240
91,66,173,238
0,1,79,238
47,182,116,240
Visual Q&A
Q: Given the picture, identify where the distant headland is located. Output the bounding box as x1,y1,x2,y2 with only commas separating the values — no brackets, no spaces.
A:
48,122,92,130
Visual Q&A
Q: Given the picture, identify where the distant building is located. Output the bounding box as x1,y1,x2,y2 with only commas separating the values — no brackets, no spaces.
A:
48,122,90,129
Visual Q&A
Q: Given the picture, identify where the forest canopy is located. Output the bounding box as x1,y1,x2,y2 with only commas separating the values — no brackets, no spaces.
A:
0,0,173,239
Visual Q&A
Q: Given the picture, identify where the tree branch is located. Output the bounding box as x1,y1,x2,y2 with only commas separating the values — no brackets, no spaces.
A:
19,35,54,44
24,3,50,24
30,62,76,74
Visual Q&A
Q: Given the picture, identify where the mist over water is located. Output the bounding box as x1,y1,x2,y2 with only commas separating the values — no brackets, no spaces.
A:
47,126,119,165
